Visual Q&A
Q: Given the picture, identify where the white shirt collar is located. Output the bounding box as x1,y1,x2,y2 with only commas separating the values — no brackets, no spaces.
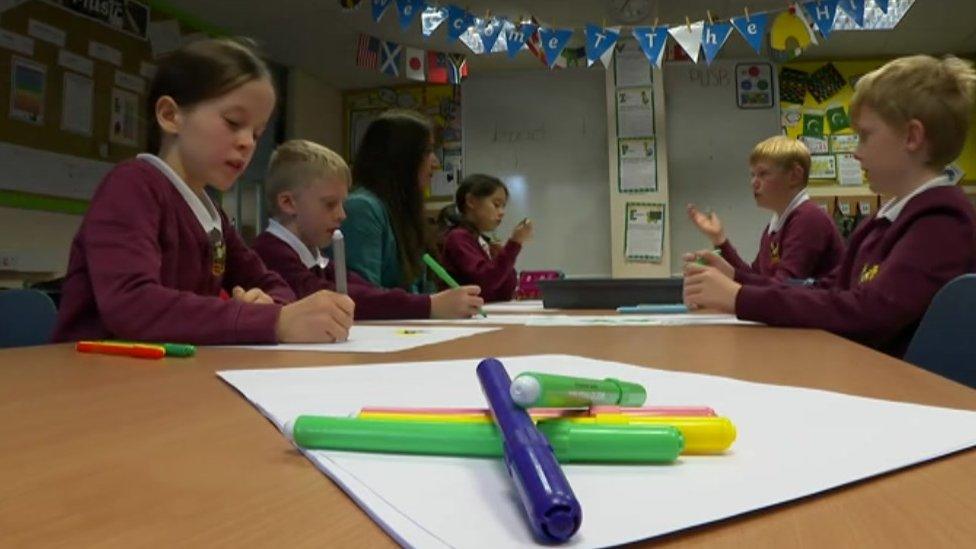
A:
877,174,954,222
266,218,329,270
138,153,221,236
768,191,810,235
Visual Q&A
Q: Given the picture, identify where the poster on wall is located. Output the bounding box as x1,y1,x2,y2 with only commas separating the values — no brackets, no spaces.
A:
109,87,138,146
624,202,665,263
735,62,774,109
9,56,46,125
44,0,150,39
616,87,654,138
61,71,93,135
618,137,656,193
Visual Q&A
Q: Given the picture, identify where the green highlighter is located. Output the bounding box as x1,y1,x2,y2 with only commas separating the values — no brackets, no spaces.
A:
109,341,196,357
422,253,485,316
286,415,683,463
509,372,647,408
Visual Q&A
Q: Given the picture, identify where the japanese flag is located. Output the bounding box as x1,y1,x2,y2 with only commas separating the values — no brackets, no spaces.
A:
405,47,426,81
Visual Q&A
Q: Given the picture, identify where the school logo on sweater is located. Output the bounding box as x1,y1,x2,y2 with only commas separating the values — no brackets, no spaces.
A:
770,242,781,265
209,229,226,276
859,263,879,284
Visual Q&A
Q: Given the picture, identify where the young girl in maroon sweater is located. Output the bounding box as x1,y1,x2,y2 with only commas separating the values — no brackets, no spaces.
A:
53,39,353,345
441,175,533,302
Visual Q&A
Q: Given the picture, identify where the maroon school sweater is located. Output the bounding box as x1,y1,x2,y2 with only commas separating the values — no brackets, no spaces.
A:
441,227,520,302
719,200,844,284
53,159,294,344
252,231,430,320
736,185,976,357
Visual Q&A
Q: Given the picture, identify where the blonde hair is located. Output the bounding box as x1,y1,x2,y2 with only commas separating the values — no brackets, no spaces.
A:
749,135,811,184
850,55,976,168
266,139,351,218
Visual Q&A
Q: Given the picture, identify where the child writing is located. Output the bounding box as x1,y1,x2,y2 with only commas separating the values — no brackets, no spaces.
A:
341,109,436,292
684,55,976,357
686,136,844,285
441,174,533,302
252,139,483,319
53,39,354,345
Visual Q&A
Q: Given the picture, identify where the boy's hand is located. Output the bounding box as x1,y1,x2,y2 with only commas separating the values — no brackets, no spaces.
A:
276,290,355,343
686,204,727,246
232,286,274,304
682,249,734,279
431,286,484,319
511,218,534,244
683,263,741,313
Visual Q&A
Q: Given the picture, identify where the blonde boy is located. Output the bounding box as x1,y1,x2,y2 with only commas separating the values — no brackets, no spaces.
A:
687,135,843,284
251,139,482,319
684,55,976,357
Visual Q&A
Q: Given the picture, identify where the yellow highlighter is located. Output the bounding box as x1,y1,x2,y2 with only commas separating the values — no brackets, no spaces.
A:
565,415,737,455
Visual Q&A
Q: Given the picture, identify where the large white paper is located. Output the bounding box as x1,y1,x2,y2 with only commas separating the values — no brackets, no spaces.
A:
481,300,548,313
225,325,500,353
219,355,976,548
614,39,652,87
367,313,754,327
61,72,92,136
616,87,654,138
625,202,664,262
618,137,657,192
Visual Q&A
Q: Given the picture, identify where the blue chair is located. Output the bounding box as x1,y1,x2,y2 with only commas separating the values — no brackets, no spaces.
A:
904,274,976,389
0,289,58,348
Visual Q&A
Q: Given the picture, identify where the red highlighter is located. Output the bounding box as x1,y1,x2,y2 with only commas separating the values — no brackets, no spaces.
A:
76,341,166,359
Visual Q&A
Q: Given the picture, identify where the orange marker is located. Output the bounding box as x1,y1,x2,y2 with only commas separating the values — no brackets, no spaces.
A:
76,341,165,359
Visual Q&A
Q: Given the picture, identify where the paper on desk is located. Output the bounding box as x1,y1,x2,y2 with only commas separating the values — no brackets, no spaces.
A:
224,325,499,353
219,355,976,548
369,314,757,327
481,300,550,313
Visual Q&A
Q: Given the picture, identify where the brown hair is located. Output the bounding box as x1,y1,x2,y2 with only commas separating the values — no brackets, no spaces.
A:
146,38,272,154
850,55,976,168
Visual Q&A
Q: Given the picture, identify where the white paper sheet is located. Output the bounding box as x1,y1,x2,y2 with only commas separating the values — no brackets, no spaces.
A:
225,325,500,353
367,314,755,327
219,355,976,548
481,300,549,313
616,87,654,138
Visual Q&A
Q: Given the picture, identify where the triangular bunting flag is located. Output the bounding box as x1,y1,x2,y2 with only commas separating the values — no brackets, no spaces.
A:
339,0,363,9
632,26,669,68
701,22,733,65
803,0,840,38
371,0,392,22
478,17,504,53
793,2,820,45
506,22,536,58
394,0,424,30
445,5,471,42
875,0,890,14
426,51,448,83
584,24,620,68
731,12,769,54
668,21,704,63
379,40,403,76
421,6,448,37
446,53,468,83
840,0,866,27
405,47,425,80
537,27,573,68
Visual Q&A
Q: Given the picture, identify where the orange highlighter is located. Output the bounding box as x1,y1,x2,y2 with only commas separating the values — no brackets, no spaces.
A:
76,341,166,359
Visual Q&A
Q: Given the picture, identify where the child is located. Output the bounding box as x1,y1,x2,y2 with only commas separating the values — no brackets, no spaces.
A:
686,136,844,285
341,109,436,292
53,39,354,345
252,140,483,319
441,174,533,302
684,55,976,357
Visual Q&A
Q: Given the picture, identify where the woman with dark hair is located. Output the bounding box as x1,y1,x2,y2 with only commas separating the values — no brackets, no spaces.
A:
342,110,439,292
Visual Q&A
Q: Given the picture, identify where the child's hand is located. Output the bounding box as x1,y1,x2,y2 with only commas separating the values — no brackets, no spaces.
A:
682,263,741,313
232,286,274,304
686,204,726,246
430,286,484,319
276,290,355,343
682,249,734,279
511,218,534,244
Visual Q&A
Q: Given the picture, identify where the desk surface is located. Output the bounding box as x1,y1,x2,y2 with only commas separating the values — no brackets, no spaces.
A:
2,325,975,547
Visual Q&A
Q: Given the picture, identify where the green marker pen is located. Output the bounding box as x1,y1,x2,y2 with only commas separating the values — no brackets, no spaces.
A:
109,340,195,357
696,248,723,266
509,372,647,408
422,253,485,317
284,415,682,463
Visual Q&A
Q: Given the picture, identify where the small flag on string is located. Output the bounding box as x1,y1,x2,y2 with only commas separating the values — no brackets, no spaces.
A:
731,12,768,54
422,6,448,37
584,24,620,67
355,33,380,69
445,4,472,42
427,51,449,83
395,0,424,30
668,20,704,63
405,47,425,80
701,22,733,65
803,0,840,38
632,26,669,68
446,53,469,83
537,27,573,68
371,0,392,22
380,40,403,76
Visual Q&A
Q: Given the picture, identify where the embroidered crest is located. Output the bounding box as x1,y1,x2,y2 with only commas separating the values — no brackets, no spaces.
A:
859,263,879,283
770,242,781,265
209,229,226,277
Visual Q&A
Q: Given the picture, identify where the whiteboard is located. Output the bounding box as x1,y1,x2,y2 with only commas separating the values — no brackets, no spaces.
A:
462,68,611,276
664,60,781,267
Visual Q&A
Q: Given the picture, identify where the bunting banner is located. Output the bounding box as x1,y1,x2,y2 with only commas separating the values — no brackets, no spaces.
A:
668,21,704,64
445,5,472,42
632,26,669,68
731,12,768,53
371,0,392,23
506,23,536,58
538,27,573,68
421,6,447,37
394,0,424,29
701,22,733,65
584,24,620,67
803,0,841,38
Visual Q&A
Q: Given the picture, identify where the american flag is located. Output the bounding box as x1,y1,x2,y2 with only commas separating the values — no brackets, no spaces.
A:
356,33,380,69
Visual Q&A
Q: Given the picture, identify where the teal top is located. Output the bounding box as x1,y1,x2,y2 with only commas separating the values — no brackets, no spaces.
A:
341,187,426,293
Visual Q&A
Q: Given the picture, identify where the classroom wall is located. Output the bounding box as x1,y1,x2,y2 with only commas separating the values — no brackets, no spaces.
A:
286,69,343,153
0,207,79,286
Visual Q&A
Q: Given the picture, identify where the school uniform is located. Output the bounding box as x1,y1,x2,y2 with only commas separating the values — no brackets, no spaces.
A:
736,176,976,357
252,220,430,320
53,155,294,344
441,226,520,302
719,192,845,285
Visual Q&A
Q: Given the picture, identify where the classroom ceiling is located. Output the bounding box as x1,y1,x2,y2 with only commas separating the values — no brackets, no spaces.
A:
162,0,976,90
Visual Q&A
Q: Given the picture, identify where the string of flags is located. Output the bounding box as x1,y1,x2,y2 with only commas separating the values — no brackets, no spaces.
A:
343,0,913,77
356,33,468,83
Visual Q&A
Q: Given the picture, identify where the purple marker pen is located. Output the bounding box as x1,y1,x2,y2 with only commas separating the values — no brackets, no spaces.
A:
476,357,582,543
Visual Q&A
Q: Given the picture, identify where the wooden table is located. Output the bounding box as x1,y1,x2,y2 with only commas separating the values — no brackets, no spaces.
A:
2,325,975,547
